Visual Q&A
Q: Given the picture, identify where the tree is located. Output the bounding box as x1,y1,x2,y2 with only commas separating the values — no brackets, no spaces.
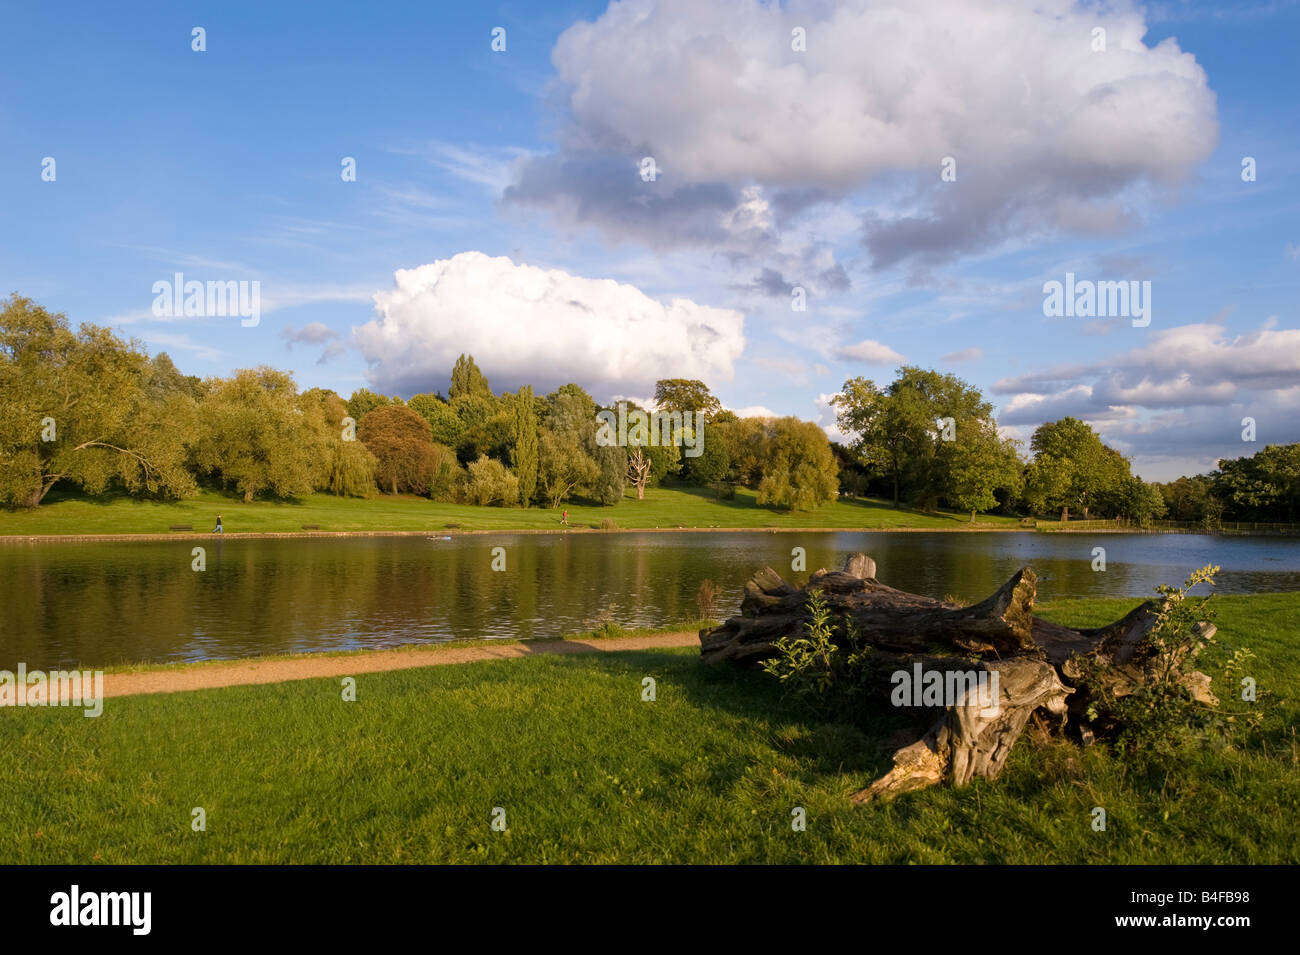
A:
299,387,376,497
192,367,317,502
538,427,598,508
1212,444,1300,522
653,378,722,417
449,353,491,399
1156,474,1213,522
346,388,400,423
944,423,1023,522
0,295,196,506
463,455,519,507
754,417,838,511
593,444,627,505
1115,476,1167,526
508,386,539,507
627,446,653,501
712,415,765,487
832,367,992,508
682,427,730,491
450,392,500,461
407,393,465,448
427,442,464,501
357,405,439,495
144,352,203,402
1026,417,1126,520
613,399,681,500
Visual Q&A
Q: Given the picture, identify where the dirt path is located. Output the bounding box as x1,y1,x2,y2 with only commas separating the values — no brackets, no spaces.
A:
93,632,701,700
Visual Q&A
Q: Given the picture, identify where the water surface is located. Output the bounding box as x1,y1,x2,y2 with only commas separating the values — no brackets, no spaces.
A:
1,531,1296,668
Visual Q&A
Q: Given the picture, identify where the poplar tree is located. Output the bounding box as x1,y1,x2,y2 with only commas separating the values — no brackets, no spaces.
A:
511,385,539,506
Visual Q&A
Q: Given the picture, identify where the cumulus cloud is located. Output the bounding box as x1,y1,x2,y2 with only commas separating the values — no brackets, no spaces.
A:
507,0,1218,273
835,339,906,364
353,252,745,398
942,347,984,363
732,404,778,418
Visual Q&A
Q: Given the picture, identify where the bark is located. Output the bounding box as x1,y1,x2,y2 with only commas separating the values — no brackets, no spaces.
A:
699,553,1216,803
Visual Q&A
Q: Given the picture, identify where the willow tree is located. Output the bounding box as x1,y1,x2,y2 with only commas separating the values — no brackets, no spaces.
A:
191,367,318,502
0,295,196,506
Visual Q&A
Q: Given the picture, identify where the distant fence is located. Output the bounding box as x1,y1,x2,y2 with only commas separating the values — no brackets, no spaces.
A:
1035,518,1300,536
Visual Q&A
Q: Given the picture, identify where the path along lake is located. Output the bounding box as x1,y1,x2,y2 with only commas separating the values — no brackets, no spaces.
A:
2,531,1297,669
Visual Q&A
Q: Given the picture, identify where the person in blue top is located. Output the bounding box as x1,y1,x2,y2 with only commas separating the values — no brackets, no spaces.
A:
213,514,223,534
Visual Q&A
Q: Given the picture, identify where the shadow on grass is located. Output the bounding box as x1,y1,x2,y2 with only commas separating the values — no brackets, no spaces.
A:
661,482,989,526
545,647,907,788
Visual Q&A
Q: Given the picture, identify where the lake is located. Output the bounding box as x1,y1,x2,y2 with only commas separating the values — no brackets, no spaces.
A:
1,531,1297,668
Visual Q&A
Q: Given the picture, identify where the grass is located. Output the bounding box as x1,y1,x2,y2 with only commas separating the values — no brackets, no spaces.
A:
1,593,1295,864
0,484,1026,537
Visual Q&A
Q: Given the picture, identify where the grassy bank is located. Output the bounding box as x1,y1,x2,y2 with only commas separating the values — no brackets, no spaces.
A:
0,485,1024,538
1,593,1294,864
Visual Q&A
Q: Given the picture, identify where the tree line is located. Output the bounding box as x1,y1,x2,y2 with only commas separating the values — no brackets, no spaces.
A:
831,365,1299,524
0,296,838,510
3,294,1295,522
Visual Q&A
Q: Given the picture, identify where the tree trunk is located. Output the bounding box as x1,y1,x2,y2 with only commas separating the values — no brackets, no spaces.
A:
699,554,1215,803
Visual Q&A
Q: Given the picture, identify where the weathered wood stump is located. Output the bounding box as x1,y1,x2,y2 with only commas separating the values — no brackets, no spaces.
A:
699,554,1216,802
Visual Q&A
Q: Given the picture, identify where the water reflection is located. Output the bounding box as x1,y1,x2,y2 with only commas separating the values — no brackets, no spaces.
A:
1,531,1296,668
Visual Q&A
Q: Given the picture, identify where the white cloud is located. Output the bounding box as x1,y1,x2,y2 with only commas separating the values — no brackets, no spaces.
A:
353,252,746,397
996,320,1300,402
941,346,984,363
989,318,1300,478
509,0,1218,271
732,404,778,418
835,339,906,364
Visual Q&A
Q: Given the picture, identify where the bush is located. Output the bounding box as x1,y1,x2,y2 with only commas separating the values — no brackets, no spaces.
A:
462,456,519,507
759,588,871,719
1077,564,1257,757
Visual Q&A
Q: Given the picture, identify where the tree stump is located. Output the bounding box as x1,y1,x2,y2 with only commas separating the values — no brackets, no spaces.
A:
698,553,1216,802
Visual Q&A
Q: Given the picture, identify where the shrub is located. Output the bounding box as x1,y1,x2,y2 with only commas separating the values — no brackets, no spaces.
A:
1077,564,1255,757
462,455,519,507
759,588,870,718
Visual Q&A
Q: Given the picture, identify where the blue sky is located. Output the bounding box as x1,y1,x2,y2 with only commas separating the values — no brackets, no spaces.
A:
2,0,1297,481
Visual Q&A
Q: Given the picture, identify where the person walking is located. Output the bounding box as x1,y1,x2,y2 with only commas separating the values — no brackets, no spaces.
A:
213,514,223,534
561,509,568,526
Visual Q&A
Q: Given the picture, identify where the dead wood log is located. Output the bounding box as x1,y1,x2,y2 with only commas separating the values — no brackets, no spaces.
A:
698,553,1217,803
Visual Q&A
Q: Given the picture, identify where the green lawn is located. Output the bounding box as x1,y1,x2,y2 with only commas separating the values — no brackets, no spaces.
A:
0,485,1025,536
2,593,1295,864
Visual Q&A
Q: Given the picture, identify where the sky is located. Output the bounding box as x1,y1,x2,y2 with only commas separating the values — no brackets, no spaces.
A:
2,0,1298,481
